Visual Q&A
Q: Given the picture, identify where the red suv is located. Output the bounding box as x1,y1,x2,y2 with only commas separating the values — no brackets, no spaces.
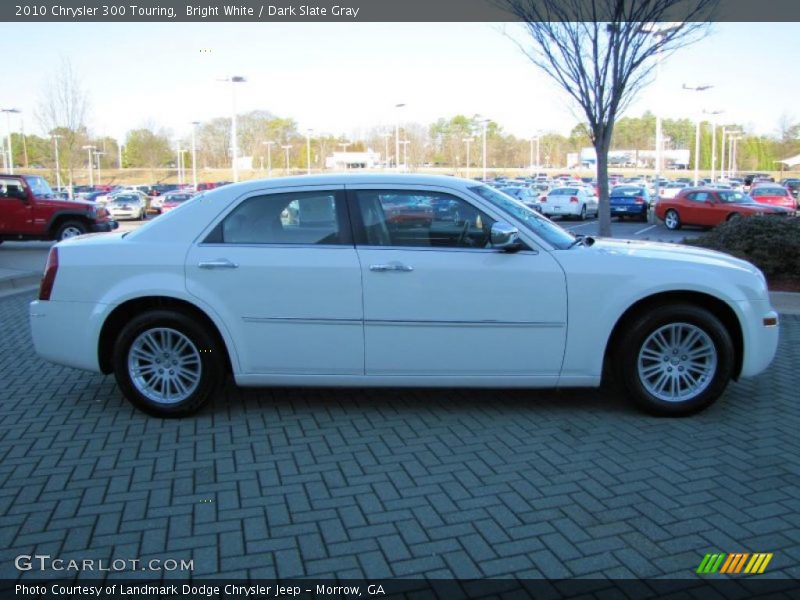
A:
0,174,118,243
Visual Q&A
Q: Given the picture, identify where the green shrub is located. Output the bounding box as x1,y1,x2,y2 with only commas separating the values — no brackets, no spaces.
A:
684,216,800,282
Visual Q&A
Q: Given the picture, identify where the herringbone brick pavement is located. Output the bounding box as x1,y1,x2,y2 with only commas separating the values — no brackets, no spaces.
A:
1,291,798,580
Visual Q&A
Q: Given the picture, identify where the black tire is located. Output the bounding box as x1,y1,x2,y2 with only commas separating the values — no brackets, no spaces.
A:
112,309,224,417
55,220,88,241
664,209,681,230
616,304,735,416
727,212,742,223
579,205,587,221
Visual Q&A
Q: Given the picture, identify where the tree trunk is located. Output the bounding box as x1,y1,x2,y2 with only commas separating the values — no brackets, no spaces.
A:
595,136,612,237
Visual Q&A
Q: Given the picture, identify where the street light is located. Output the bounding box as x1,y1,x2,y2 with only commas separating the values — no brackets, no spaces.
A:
190,121,200,189
394,103,405,171
51,134,62,192
476,117,490,180
400,140,410,170
702,110,723,183
728,134,742,178
176,141,183,186
94,151,106,187
218,75,247,182
463,137,474,178
306,129,313,175
642,24,680,185
82,145,96,187
338,141,351,171
719,128,740,180
1,108,21,174
682,83,713,185
263,141,275,176
381,132,391,169
281,144,291,175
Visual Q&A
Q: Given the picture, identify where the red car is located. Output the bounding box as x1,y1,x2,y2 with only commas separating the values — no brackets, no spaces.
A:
655,188,790,230
159,191,196,213
749,183,797,212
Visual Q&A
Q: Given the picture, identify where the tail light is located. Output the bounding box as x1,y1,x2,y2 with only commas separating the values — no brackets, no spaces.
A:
39,247,59,301
540,196,547,202
569,196,579,203
634,196,644,204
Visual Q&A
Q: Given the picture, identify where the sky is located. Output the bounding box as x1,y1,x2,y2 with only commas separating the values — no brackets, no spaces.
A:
2,21,799,143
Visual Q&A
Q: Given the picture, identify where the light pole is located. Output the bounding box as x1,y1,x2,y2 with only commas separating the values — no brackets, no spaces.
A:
52,134,62,192
281,144,291,175
263,141,275,176
682,83,713,185
463,137,473,178
381,132,391,169
219,75,247,182
1,108,21,174
82,145,96,187
477,117,490,180
729,135,742,178
720,128,740,180
176,141,184,185
703,110,723,183
338,141,351,171
94,151,106,187
400,140,410,170
190,121,200,189
394,103,405,171
306,129,313,175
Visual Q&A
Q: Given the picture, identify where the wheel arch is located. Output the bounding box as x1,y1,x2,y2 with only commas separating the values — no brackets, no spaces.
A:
98,296,234,376
48,212,92,238
603,290,744,382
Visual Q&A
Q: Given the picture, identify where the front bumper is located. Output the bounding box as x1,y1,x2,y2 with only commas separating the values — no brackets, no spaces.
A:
737,298,780,378
91,220,119,232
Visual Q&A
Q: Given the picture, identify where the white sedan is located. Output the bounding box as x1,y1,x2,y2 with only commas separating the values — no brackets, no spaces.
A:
29,174,779,418
540,186,599,220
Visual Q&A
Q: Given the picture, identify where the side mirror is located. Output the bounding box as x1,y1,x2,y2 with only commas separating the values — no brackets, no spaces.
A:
490,222,522,252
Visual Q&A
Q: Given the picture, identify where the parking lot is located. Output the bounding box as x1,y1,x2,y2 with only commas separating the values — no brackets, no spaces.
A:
1,274,799,581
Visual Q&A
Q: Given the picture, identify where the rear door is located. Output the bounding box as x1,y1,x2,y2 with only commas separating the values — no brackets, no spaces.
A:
185,185,364,376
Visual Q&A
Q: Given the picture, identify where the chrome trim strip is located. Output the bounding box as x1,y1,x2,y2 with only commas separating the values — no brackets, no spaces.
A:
242,316,565,328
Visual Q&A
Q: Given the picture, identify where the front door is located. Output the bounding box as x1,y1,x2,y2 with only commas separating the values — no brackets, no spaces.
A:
185,186,364,376
0,178,33,234
348,185,568,378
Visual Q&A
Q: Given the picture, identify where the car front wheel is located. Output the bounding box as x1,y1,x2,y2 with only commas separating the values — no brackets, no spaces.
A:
112,310,224,417
664,209,681,230
617,304,734,416
56,220,88,241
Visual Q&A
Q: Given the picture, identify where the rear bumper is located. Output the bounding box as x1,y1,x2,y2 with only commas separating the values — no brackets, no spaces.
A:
610,205,647,216
29,299,107,372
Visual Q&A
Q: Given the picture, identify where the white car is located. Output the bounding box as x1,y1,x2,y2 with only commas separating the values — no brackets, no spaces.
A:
29,174,779,418
105,192,148,220
540,186,599,220
659,182,688,199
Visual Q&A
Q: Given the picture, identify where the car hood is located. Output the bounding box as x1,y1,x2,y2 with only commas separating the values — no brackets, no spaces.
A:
589,238,760,277
34,198,98,209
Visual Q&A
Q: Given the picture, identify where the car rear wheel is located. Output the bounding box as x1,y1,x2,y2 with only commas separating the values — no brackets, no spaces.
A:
617,304,734,416
664,209,681,230
112,310,224,417
56,220,88,241
579,205,587,221
727,212,742,223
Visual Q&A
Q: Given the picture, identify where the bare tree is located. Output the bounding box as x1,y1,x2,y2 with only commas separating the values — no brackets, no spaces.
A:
36,58,91,192
498,0,717,236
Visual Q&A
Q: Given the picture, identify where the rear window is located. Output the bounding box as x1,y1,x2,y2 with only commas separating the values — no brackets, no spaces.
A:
752,187,787,197
549,188,578,195
611,187,643,196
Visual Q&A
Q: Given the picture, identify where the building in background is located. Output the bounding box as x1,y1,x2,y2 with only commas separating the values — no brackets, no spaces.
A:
325,150,381,170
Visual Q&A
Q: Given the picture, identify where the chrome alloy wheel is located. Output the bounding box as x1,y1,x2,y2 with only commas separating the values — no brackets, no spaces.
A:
636,322,718,403
60,226,83,239
127,327,202,405
664,210,679,230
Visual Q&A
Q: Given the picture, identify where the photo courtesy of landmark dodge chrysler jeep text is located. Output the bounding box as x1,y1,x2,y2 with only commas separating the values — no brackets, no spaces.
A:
29,174,779,418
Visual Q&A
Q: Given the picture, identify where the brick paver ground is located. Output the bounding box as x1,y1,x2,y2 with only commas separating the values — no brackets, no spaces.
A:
1,291,798,581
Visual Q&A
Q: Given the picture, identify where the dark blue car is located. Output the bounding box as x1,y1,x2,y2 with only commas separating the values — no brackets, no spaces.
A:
609,185,652,221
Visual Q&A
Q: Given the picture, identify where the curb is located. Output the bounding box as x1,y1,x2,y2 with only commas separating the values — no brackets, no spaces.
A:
0,272,40,293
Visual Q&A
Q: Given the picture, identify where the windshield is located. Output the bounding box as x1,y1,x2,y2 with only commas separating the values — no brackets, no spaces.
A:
112,195,139,203
469,185,576,250
717,191,748,203
23,176,55,198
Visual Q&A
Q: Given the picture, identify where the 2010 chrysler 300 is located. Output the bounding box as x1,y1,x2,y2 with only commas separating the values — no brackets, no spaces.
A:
29,175,779,418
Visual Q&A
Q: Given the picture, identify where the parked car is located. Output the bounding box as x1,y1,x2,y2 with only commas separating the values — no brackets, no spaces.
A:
749,183,797,212
655,188,791,230
540,186,598,220
499,186,543,213
659,182,688,199
29,174,779,418
160,191,196,213
1,173,118,242
105,194,147,221
781,178,800,199
609,185,652,221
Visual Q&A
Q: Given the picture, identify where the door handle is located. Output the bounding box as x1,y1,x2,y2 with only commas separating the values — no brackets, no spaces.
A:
198,259,239,269
369,263,414,272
